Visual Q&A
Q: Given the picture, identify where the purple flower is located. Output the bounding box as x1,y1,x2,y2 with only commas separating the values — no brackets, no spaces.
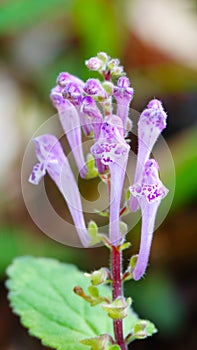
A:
113,77,134,131
80,96,103,140
29,134,90,247
129,99,167,211
62,82,83,107
50,89,87,178
91,116,130,245
129,159,168,280
84,79,108,101
56,72,84,89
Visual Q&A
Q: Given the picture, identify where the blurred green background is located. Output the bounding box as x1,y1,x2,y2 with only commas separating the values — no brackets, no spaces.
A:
0,0,197,349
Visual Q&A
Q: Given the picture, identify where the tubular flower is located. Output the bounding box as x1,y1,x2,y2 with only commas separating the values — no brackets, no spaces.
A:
80,96,103,140
84,79,108,101
62,81,83,107
91,116,130,245
50,89,87,178
113,77,134,132
28,135,90,247
56,72,84,89
129,99,167,212
129,159,168,280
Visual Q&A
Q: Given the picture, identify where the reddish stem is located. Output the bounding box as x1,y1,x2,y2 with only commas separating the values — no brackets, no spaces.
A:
111,246,127,350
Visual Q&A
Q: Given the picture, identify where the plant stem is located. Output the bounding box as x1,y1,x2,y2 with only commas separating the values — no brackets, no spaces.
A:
111,245,127,350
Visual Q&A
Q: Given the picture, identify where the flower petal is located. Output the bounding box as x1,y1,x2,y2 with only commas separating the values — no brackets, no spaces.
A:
129,99,167,211
129,159,168,280
113,77,134,131
91,116,130,244
50,90,87,178
29,134,90,247
29,162,46,185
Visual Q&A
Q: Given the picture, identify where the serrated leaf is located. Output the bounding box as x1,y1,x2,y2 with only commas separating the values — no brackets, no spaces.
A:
6,256,139,350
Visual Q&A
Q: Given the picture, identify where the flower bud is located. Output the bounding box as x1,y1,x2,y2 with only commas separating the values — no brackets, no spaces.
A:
85,57,104,71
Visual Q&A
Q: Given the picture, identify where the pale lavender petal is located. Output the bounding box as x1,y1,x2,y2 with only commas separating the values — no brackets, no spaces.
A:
29,134,90,247
62,82,83,107
91,117,130,244
113,77,134,130
84,79,107,100
132,201,158,280
109,161,128,245
50,90,87,178
56,72,84,89
81,96,103,140
129,99,167,212
129,159,168,280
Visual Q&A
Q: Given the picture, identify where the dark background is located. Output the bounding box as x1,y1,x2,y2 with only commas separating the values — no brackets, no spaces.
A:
0,0,197,349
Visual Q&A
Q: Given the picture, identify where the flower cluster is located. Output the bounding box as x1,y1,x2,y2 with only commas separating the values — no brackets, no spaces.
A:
29,52,168,279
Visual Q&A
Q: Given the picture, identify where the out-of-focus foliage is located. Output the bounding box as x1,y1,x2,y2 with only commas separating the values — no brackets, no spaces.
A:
0,0,74,34
0,225,86,278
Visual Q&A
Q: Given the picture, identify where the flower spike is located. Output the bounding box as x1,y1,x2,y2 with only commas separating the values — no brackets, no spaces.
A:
91,116,130,245
29,134,90,247
129,159,168,280
50,89,87,178
129,99,167,211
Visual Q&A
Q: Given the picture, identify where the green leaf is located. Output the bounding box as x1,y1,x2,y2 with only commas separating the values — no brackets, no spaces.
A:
6,256,139,350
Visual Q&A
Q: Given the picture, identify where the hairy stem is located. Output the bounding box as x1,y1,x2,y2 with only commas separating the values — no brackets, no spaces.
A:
111,246,127,350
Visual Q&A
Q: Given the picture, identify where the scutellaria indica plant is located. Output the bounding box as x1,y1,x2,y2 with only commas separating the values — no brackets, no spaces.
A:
6,52,168,350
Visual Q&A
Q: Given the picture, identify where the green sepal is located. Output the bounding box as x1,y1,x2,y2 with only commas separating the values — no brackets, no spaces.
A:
125,189,131,202
130,255,138,270
102,297,132,320
88,286,100,298
85,154,99,179
126,320,157,344
80,334,109,350
88,221,101,246
119,242,131,251
86,268,110,286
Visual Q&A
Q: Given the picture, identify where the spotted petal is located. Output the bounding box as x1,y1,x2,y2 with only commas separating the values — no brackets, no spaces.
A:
91,116,130,245
130,99,167,211
129,159,168,280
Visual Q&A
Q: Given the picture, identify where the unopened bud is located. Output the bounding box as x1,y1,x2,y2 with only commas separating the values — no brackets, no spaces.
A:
85,57,103,71
102,81,114,96
97,52,109,64
89,268,110,285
